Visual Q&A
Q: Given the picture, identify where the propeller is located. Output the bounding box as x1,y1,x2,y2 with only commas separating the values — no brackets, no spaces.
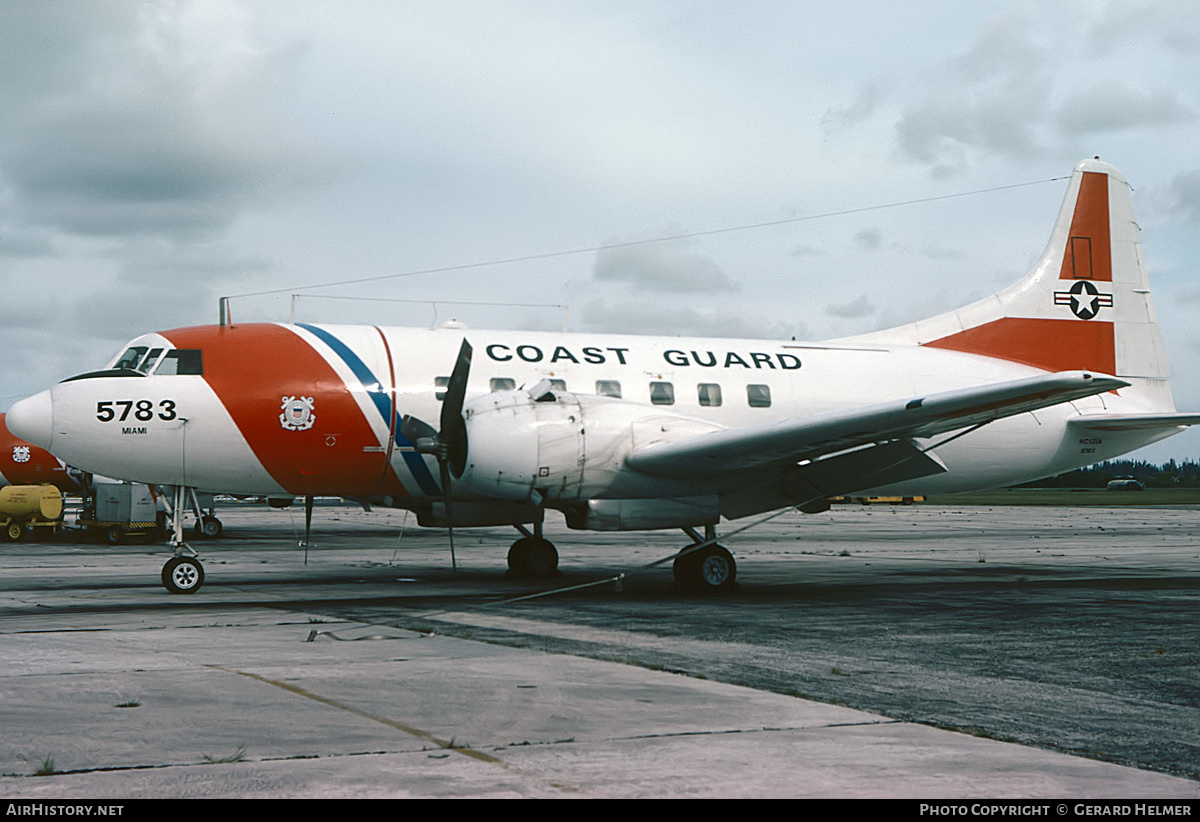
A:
302,495,314,565
401,338,472,570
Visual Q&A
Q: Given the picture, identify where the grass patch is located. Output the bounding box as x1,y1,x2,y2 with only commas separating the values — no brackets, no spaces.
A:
921,488,1199,507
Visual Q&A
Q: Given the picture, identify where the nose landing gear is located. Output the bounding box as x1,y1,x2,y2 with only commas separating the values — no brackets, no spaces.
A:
162,553,205,594
160,486,205,594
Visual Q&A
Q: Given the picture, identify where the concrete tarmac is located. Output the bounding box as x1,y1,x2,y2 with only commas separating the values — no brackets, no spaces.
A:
1,503,1198,799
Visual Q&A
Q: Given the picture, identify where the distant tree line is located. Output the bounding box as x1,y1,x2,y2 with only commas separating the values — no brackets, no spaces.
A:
1020,459,1200,488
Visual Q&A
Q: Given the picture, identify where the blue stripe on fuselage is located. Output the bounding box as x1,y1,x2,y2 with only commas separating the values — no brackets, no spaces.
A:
298,323,442,497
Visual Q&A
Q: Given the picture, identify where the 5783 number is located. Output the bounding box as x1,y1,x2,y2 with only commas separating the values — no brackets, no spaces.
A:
96,400,177,422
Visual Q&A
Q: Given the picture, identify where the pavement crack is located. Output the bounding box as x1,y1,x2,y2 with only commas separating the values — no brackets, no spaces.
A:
204,663,582,794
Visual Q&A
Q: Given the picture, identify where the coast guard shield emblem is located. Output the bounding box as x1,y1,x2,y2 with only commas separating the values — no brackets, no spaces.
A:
279,396,316,431
12,445,31,463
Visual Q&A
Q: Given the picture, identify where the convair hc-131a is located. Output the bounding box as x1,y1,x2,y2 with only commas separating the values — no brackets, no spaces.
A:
8,159,1199,593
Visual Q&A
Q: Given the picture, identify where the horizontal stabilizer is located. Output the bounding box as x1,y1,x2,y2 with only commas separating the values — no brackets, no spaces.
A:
1069,412,1200,432
627,371,1128,478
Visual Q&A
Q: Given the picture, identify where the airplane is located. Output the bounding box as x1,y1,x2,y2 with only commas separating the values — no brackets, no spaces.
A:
2,412,223,543
7,158,1199,594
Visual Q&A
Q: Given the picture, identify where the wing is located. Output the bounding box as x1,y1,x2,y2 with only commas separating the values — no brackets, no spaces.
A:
626,370,1128,480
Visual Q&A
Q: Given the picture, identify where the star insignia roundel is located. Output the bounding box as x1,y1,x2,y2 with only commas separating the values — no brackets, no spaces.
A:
1053,280,1113,320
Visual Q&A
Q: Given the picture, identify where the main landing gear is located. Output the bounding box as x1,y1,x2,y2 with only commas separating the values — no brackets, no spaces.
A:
504,521,737,593
507,522,559,577
673,525,736,593
160,485,205,594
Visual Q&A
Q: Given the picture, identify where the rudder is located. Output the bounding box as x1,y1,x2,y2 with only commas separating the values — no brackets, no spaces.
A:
847,159,1170,384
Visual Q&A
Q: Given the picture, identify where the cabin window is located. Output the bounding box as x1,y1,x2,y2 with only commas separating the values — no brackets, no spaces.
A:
747,384,771,408
489,377,516,392
434,376,449,400
698,383,722,407
596,379,622,398
649,381,675,405
154,349,203,376
549,379,567,392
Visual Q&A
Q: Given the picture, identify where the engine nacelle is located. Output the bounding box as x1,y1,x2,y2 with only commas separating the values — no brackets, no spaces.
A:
455,385,723,504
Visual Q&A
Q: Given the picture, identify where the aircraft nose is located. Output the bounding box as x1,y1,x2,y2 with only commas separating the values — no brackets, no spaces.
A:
7,389,54,449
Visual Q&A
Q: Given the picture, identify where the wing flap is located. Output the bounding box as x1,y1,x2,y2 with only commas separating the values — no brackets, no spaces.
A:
626,371,1128,478
720,440,948,519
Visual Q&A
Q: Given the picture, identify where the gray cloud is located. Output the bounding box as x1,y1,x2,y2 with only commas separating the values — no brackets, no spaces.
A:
581,298,801,340
894,9,1052,171
821,86,881,131
825,295,874,319
1168,170,1200,222
789,243,823,258
592,239,739,294
918,243,964,261
1055,83,1194,135
852,227,882,251
0,2,329,241
1085,1,1200,58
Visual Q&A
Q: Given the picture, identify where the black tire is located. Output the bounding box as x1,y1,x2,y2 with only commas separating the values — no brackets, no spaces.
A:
672,550,698,585
162,556,205,594
195,516,223,539
507,537,532,574
677,545,736,593
507,537,559,576
105,525,124,545
525,537,558,576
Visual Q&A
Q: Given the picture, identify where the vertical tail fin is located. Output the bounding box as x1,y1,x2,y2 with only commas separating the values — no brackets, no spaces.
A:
847,159,1171,390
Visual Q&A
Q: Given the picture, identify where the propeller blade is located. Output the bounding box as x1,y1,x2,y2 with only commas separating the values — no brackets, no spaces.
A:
439,339,472,479
439,458,457,571
303,495,313,565
399,414,438,446
424,337,471,572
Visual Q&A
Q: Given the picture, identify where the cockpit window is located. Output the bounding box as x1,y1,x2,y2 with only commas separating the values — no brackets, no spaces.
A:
113,347,148,370
112,346,167,373
136,348,164,373
154,349,203,376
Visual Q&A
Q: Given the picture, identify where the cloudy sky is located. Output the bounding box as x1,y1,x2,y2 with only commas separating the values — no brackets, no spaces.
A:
2,0,1199,462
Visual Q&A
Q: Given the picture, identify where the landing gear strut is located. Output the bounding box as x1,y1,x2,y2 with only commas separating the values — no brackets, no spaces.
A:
673,525,736,593
160,485,205,594
507,522,559,577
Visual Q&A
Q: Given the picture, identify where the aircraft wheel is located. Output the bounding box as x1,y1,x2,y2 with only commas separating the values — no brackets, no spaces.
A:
162,556,205,594
525,537,558,576
194,516,223,539
507,538,532,574
678,545,736,593
507,537,558,577
672,550,697,585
